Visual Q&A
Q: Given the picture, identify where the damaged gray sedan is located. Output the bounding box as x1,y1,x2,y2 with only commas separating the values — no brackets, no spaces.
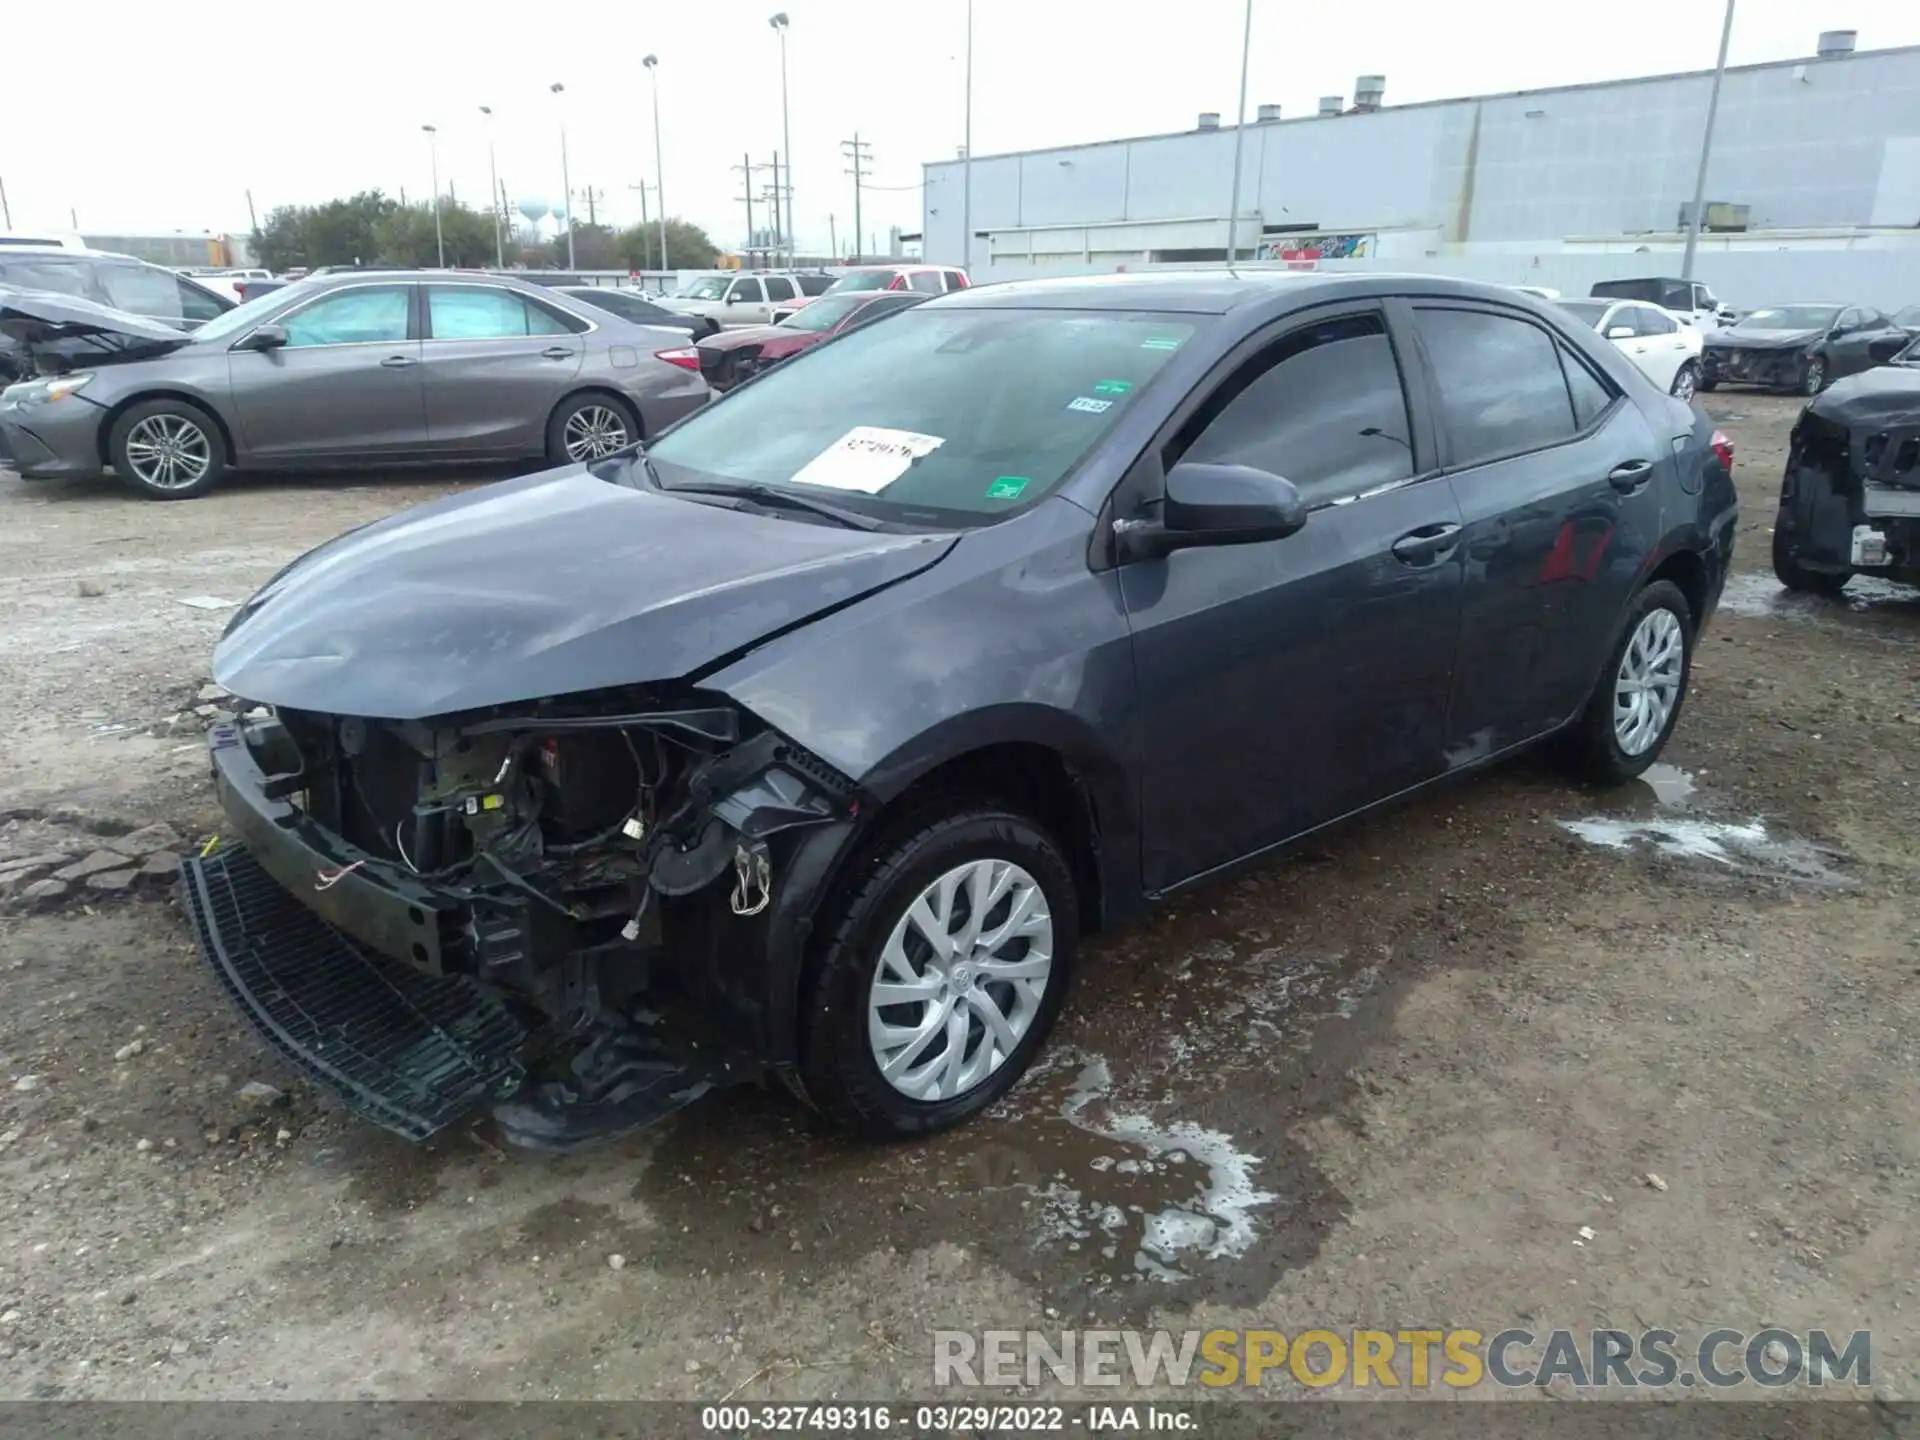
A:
184,271,1735,1148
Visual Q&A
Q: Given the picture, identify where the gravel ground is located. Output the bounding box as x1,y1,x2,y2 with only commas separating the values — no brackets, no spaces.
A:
0,402,1916,1405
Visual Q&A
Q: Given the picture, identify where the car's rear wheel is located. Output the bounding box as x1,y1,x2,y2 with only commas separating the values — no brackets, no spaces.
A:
546,392,639,465
1799,357,1827,396
799,805,1077,1139
1560,580,1694,785
108,399,227,500
1772,526,1852,596
1670,361,1699,402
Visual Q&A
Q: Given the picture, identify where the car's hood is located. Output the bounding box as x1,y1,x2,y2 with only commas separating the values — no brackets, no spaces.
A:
698,324,783,352
1804,365,1920,432
1706,327,1822,349
212,463,958,720
0,288,190,366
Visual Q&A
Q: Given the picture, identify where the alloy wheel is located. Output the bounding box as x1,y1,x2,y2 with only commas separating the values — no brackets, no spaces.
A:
1671,364,1697,402
1613,607,1684,757
562,404,631,462
123,414,212,491
1802,360,1826,396
867,858,1054,1102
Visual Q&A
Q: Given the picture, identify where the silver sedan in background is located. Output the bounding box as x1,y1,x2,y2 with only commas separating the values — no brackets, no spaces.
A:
0,270,709,499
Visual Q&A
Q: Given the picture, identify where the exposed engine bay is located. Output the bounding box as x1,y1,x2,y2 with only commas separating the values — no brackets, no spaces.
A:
189,689,856,1149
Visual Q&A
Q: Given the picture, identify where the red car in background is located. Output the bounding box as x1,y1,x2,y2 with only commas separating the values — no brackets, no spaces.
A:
696,289,930,391
769,264,969,323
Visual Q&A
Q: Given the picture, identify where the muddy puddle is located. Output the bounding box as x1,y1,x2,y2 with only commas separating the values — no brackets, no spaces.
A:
1718,571,1920,624
632,933,1369,1317
1562,762,1846,886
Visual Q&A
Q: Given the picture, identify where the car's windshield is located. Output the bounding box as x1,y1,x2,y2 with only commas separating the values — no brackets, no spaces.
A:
188,280,325,342
825,271,895,294
1735,306,1838,332
674,276,730,301
778,295,872,333
1895,305,1920,328
646,308,1197,524
1556,300,1611,329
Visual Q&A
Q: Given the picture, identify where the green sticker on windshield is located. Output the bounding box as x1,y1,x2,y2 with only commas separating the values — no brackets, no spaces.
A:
986,476,1030,500
1140,336,1183,351
1092,378,1133,395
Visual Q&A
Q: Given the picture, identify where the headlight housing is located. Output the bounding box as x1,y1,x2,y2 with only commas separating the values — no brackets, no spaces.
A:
3,372,94,406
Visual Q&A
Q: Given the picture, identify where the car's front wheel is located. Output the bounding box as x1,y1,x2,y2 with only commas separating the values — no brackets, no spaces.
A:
108,399,227,500
1772,525,1852,596
800,805,1077,1138
1670,361,1700,402
1799,357,1828,396
1561,579,1694,785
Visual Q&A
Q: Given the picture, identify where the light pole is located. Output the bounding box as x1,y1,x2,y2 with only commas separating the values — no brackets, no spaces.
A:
550,81,575,270
479,105,504,267
421,124,445,268
1224,0,1253,263
770,14,794,267
643,55,669,276
1681,0,1737,282
962,0,972,272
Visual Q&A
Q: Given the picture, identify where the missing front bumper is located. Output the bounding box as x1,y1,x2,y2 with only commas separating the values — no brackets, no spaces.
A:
179,842,528,1140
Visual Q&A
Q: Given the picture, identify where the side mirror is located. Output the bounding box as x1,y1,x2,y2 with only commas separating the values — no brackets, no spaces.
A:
1117,462,1307,563
235,323,288,352
725,292,743,305
1605,324,1635,340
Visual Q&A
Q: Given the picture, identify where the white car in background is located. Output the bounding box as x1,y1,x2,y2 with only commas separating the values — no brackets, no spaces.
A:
1557,297,1705,401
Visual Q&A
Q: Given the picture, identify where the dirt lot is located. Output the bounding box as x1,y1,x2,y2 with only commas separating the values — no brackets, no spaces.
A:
0,401,1916,1406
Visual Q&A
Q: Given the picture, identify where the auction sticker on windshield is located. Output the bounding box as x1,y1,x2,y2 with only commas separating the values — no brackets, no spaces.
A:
789,426,946,494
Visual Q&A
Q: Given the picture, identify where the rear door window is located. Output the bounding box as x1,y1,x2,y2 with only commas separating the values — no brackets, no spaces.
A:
942,271,968,291
763,276,796,302
99,263,190,323
796,274,836,296
1415,307,1583,467
908,271,944,293
427,286,570,339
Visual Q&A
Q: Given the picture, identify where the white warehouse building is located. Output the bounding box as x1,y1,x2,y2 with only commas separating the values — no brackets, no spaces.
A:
921,32,1920,300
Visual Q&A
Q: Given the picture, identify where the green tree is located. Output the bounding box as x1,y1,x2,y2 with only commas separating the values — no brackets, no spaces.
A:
373,199,498,267
252,190,400,271
612,217,719,271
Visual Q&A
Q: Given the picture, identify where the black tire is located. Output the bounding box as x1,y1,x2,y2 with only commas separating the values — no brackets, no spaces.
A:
1670,361,1700,401
1799,356,1828,396
798,804,1079,1139
1695,370,1718,393
107,398,227,500
1772,526,1851,596
545,391,640,466
1560,580,1694,786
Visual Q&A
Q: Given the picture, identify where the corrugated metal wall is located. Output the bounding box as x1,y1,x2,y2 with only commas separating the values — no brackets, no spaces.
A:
924,46,1920,270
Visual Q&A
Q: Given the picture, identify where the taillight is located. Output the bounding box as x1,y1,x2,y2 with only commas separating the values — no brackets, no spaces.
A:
1710,429,1734,474
655,347,701,372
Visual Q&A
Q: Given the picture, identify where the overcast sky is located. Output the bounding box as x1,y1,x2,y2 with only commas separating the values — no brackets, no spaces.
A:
5,1,1916,257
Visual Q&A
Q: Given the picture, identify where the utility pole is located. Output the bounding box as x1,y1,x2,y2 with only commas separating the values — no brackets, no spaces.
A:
643,55,669,276
1682,0,1737,282
734,153,757,261
480,105,504,267
770,13,795,268
0,175,10,228
584,185,602,227
769,153,783,261
829,213,838,260
245,188,259,234
841,134,871,262
962,0,972,270
1225,0,1253,263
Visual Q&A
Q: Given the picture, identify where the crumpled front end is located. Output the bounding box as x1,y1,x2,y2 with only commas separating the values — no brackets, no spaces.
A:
1775,374,1920,586
180,687,859,1147
1703,342,1808,390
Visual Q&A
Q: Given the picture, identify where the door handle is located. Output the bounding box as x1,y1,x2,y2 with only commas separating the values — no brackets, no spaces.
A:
1391,522,1462,565
380,354,417,368
1608,459,1655,493
540,346,576,360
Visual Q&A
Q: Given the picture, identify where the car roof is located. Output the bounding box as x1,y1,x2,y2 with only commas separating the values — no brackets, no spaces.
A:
925,268,1539,316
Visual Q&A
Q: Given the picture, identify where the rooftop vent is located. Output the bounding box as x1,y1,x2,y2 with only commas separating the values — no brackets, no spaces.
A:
1256,103,1282,122
1817,29,1857,58
1197,112,1221,131
1318,95,1344,117
1353,74,1386,111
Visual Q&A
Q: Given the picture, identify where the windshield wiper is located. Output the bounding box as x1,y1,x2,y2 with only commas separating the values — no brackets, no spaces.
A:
664,480,885,531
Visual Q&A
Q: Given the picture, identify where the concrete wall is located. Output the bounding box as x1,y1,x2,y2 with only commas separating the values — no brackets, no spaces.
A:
924,45,1920,272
